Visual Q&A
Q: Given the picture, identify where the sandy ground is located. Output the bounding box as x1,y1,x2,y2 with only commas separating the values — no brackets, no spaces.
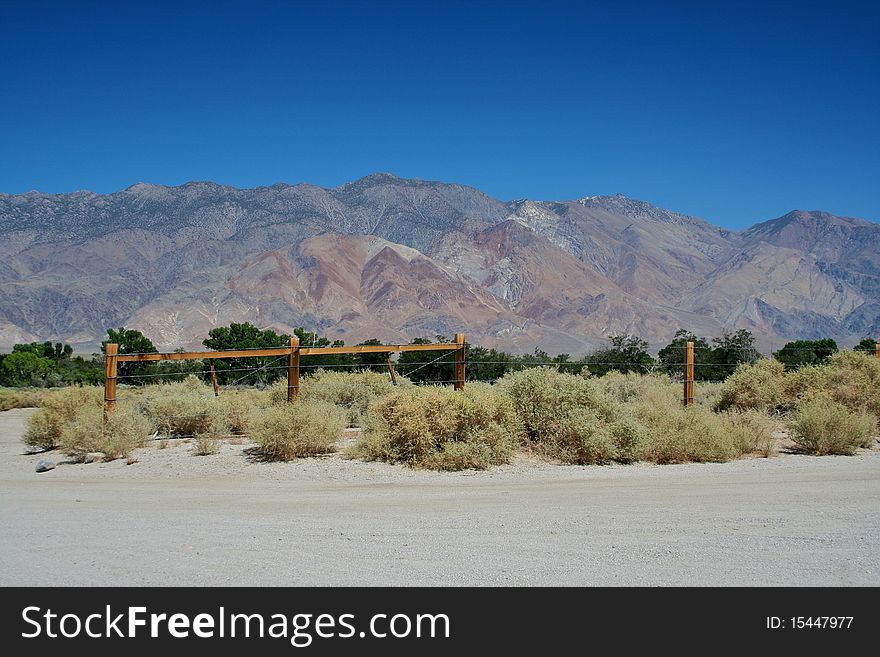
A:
1,408,878,586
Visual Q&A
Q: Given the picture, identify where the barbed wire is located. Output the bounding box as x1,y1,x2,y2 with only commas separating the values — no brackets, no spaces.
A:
112,357,796,382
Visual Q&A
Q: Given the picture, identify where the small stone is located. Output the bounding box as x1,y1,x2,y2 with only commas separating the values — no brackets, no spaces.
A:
35,459,55,473
84,452,106,464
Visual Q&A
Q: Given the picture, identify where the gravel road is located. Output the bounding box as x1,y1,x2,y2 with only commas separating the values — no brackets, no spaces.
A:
1,408,878,586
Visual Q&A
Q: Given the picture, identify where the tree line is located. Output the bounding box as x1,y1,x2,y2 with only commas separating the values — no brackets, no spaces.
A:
0,323,877,388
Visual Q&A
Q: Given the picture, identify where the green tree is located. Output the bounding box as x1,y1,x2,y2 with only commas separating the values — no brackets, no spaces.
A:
101,327,159,384
585,334,655,376
773,339,838,370
467,345,515,381
12,341,73,361
294,328,355,371
353,338,388,369
657,330,717,380
59,354,105,385
396,336,456,384
854,337,877,353
203,322,290,385
710,329,760,379
0,351,55,386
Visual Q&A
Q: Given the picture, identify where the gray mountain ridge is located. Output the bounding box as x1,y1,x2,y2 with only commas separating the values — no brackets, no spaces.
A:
1,173,877,354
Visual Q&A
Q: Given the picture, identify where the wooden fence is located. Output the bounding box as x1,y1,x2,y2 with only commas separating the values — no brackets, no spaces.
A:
103,333,466,417
103,334,878,417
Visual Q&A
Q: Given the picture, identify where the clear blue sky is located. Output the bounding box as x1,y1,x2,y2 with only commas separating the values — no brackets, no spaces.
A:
1,0,877,228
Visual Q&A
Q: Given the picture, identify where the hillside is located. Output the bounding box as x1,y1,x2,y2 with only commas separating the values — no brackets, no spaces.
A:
1,175,877,353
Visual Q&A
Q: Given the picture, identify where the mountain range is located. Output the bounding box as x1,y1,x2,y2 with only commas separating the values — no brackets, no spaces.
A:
1,173,877,354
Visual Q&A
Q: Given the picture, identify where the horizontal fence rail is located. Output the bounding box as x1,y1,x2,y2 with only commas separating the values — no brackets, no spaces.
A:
103,334,466,417
100,333,879,419
114,342,462,362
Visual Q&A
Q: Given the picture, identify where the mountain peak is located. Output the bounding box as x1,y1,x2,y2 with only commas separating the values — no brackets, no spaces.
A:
748,209,874,236
576,193,710,227
341,172,405,188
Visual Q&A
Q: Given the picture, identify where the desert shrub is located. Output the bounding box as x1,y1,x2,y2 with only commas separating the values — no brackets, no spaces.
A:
352,383,522,470
0,388,45,411
723,409,778,457
633,402,758,463
500,367,620,434
695,381,723,409
22,385,103,450
823,353,880,418
714,359,786,412
193,433,221,456
498,367,640,464
595,371,679,406
59,403,153,461
141,376,229,436
788,398,876,455
268,369,406,427
785,351,880,417
220,389,268,434
249,400,345,460
783,364,827,408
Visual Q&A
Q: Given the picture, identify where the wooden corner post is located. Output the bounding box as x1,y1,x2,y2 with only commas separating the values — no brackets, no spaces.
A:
875,340,880,360
103,342,118,419
454,333,466,391
288,336,300,402
683,340,695,407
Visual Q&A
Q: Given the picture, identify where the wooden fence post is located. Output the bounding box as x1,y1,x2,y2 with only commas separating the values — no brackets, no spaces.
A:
454,333,466,391
103,342,118,419
683,340,694,407
875,340,880,360
385,354,398,385
210,361,219,397
288,336,300,402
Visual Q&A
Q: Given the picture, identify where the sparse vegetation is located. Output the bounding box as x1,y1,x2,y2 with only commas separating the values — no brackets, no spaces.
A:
23,386,103,450
724,409,778,457
0,388,45,411
634,404,759,463
14,333,877,472
352,383,522,470
270,369,405,427
714,359,786,412
141,376,229,437
193,432,221,456
220,389,267,434
788,398,876,455
249,400,346,460
498,367,641,464
59,403,153,461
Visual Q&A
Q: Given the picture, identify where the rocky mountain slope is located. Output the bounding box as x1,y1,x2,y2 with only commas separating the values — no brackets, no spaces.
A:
0,174,877,353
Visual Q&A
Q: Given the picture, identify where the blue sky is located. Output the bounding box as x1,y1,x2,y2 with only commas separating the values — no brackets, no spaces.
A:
1,0,877,228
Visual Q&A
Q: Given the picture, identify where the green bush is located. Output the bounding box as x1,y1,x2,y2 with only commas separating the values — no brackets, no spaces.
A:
141,376,229,437
352,383,522,470
22,386,103,450
714,359,786,412
59,403,153,461
499,367,642,464
249,400,346,460
788,398,876,455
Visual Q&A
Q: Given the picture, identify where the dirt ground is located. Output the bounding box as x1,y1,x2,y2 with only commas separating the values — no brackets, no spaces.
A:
1,408,878,586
